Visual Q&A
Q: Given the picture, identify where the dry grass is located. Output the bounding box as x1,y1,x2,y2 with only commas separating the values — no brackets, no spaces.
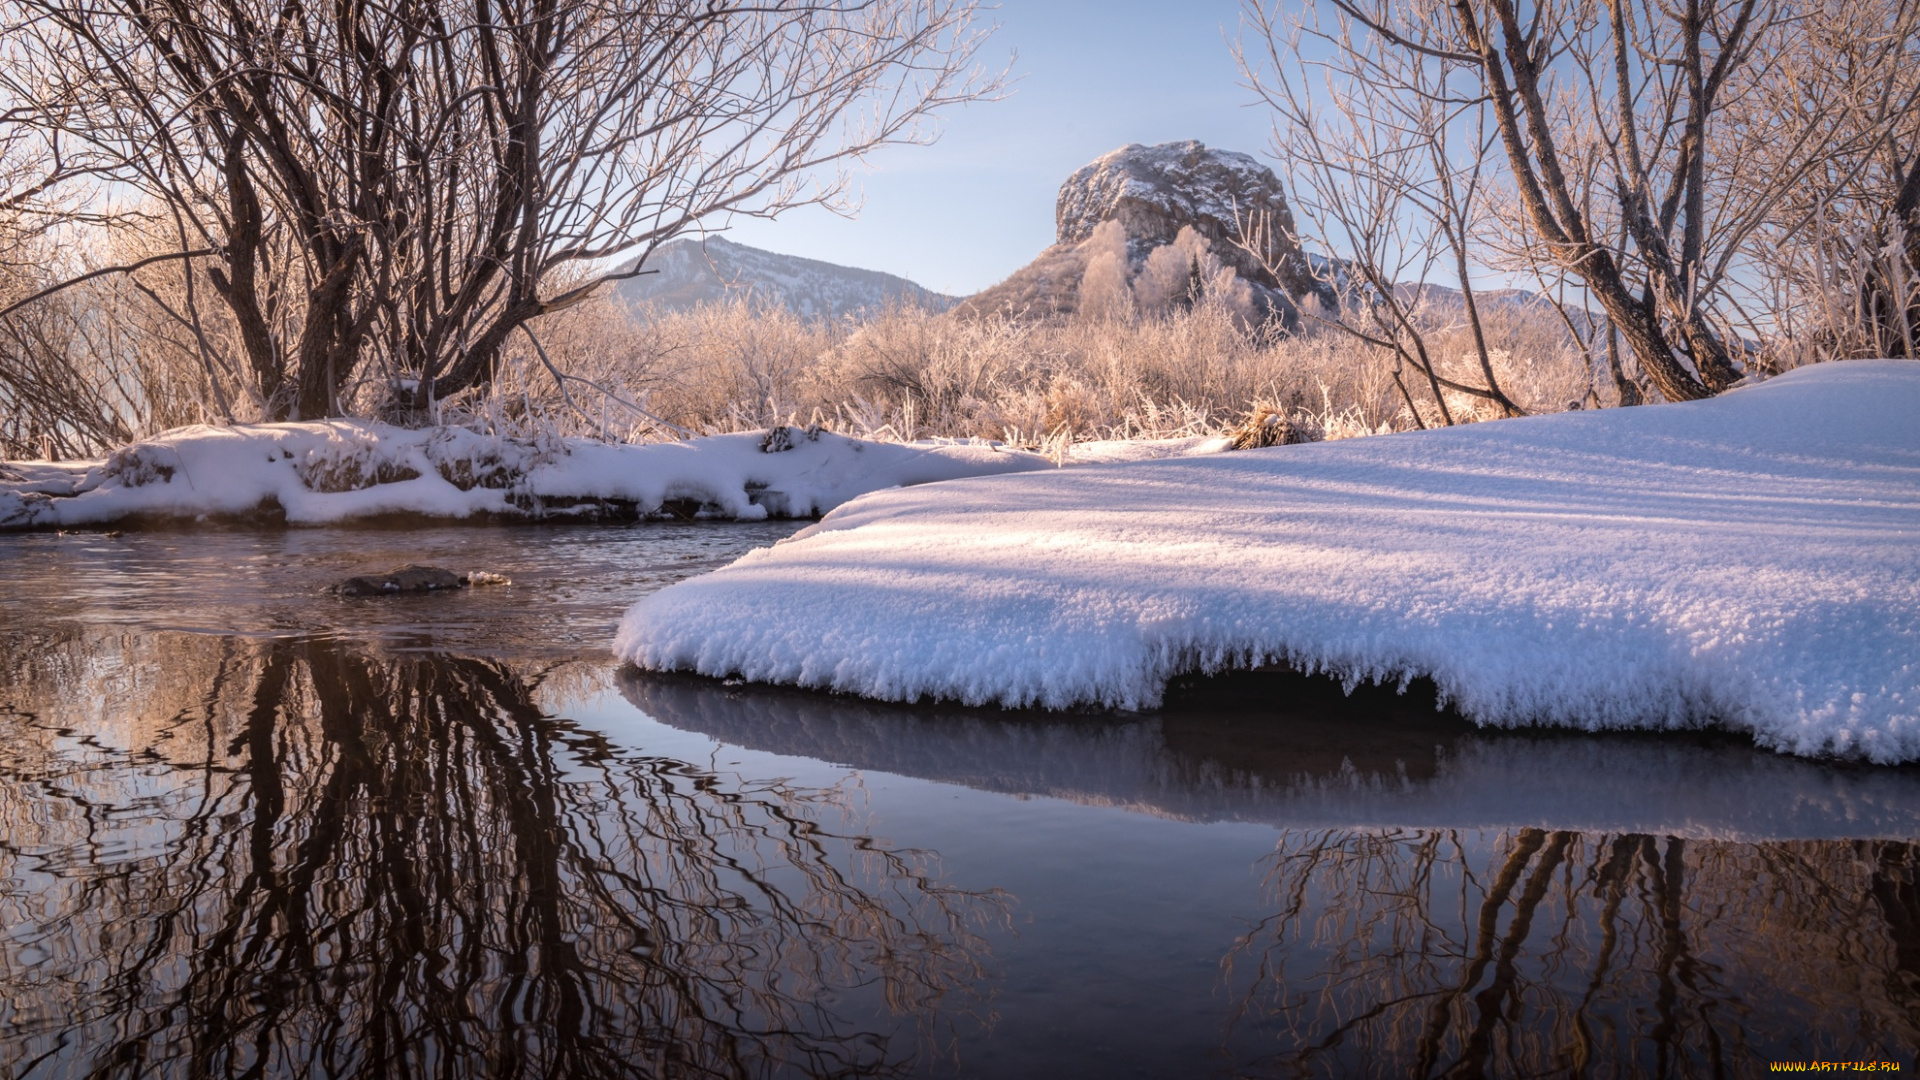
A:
3,265,1616,459
484,292,1609,449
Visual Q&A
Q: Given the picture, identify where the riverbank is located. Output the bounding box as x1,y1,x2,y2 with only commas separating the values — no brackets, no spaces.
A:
0,422,1066,529
618,359,1920,762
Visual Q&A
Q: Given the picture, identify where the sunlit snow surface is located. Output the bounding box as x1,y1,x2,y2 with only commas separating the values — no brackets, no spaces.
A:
619,360,1920,762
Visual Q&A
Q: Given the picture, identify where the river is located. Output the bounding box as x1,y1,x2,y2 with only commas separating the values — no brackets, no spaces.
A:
0,523,1914,1077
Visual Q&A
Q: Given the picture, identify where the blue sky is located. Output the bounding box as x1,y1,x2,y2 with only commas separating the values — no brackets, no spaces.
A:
718,0,1283,297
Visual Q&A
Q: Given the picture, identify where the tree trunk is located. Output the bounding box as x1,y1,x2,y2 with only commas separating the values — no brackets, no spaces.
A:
1605,319,1644,406
1452,0,1734,402
292,238,366,420
1865,152,1920,358
204,133,284,410
428,297,544,404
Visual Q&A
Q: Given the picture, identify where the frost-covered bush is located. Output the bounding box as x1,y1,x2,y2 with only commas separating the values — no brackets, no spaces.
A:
559,293,1603,447
293,432,419,492
1077,221,1134,322
1129,226,1255,323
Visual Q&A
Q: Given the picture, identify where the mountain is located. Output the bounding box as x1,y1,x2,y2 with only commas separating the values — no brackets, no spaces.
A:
614,235,955,320
958,141,1331,323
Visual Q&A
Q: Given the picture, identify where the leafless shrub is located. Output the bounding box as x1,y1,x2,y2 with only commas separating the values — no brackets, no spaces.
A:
497,299,1594,448
0,218,248,458
1748,0,1920,365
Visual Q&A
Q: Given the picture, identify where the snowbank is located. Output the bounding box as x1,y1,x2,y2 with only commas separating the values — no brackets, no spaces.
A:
617,360,1920,762
0,422,1052,529
1061,435,1230,464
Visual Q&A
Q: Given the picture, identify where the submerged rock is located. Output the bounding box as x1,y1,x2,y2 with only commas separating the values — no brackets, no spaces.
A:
333,565,467,597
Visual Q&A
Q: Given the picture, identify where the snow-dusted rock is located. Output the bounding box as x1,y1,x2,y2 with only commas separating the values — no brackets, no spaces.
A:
963,141,1327,319
1055,140,1322,301
618,360,1920,763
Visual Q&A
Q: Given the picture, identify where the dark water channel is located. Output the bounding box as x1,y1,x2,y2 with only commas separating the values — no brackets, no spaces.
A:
0,525,1916,1078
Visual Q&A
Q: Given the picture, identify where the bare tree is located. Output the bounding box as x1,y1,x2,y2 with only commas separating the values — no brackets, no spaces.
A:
1221,828,1920,1074
0,635,1005,1079
1749,0,1920,362
0,122,223,457
1254,0,1896,403
1237,3,1525,426
0,0,996,420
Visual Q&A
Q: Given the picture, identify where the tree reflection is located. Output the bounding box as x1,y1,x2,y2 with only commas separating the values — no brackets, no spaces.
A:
0,635,1001,1079
1222,828,1920,1077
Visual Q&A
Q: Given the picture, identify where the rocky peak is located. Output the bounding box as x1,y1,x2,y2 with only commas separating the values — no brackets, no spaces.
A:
960,141,1329,321
1054,141,1325,305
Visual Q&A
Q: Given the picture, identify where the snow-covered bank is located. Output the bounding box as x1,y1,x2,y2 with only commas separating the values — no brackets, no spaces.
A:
617,360,1920,762
0,422,1055,529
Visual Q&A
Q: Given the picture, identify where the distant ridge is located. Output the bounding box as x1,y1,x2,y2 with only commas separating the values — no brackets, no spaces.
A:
615,235,956,320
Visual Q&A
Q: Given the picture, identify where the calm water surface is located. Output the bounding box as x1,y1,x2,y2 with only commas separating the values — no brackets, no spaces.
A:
0,524,1916,1078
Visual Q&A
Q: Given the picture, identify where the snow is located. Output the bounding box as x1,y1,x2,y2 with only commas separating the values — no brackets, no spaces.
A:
617,360,1920,763
1055,140,1280,246
1062,435,1230,465
0,422,1053,529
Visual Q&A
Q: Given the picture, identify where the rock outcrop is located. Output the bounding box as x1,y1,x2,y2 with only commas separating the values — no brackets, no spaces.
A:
961,141,1331,321
333,565,468,597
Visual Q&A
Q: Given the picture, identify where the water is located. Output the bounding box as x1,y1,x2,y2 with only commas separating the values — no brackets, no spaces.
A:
0,524,1915,1078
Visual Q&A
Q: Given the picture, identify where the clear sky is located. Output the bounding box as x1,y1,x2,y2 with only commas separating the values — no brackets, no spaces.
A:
718,0,1283,298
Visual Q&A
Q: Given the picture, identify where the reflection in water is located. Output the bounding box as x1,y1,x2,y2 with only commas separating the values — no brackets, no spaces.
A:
626,669,1920,1073
5,510,1920,1080
621,668,1920,840
1223,830,1920,1077
0,632,1000,1079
